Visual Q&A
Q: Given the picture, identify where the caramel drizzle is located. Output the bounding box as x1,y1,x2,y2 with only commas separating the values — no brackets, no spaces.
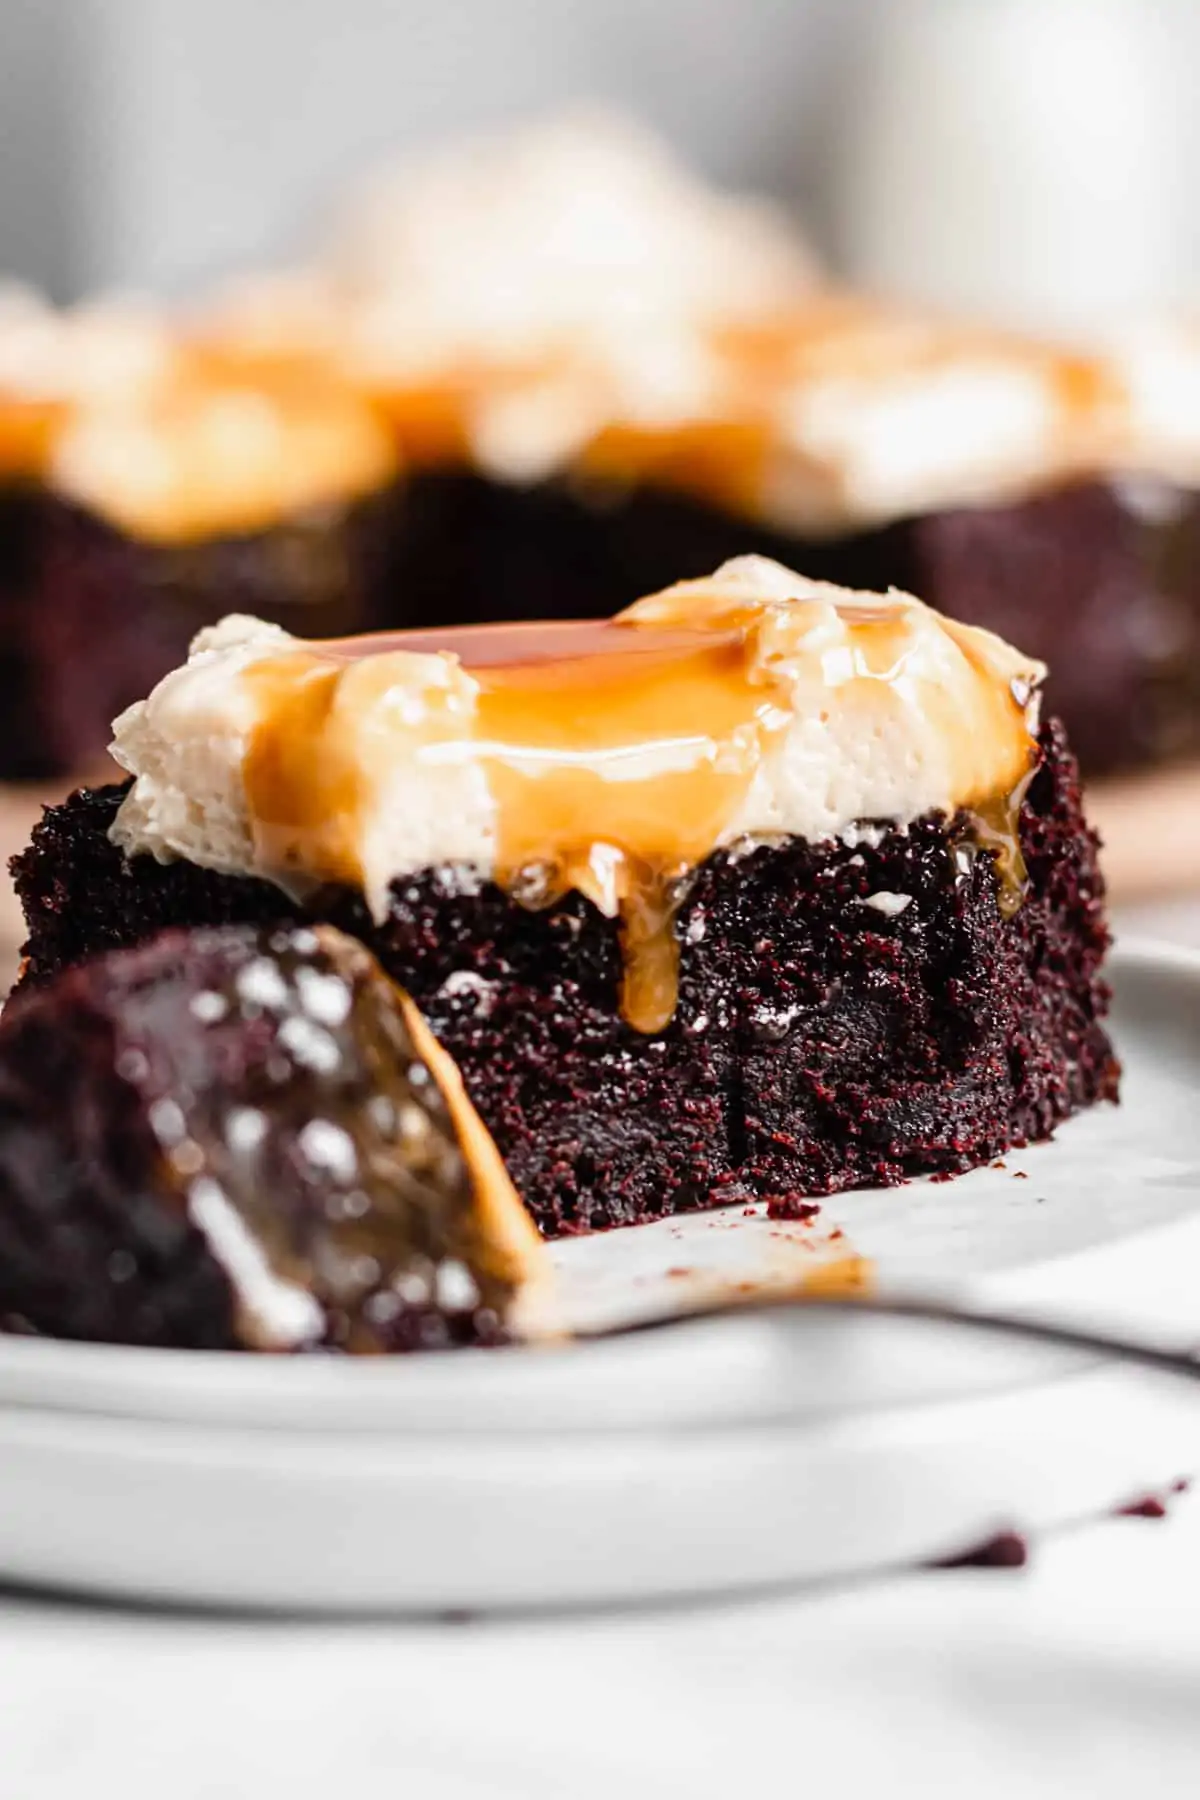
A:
961,762,1038,920
246,618,784,1033
242,609,1037,1034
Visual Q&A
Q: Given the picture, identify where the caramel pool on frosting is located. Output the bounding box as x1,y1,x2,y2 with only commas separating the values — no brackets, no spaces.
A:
110,557,1045,1034
244,615,787,1033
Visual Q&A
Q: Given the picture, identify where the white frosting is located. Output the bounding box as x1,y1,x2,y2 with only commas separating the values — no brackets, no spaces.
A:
0,284,174,405
624,557,1041,845
110,558,1042,920
111,616,295,878
324,109,816,482
111,615,496,917
335,110,815,362
1101,318,1200,483
465,326,731,483
722,308,1200,530
50,371,397,543
768,350,1072,530
198,270,344,360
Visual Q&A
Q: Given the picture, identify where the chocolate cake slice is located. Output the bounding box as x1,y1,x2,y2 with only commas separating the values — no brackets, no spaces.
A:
340,294,1200,780
11,556,1119,1235
235,119,1200,779
4,120,1200,784
0,922,547,1350
0,294,400,776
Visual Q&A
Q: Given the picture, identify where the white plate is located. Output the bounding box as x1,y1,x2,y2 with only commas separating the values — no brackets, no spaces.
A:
0,940,1198,1614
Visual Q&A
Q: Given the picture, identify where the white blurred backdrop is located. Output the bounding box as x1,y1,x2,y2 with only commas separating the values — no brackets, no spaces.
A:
0,0,852,298
1,0,1198,331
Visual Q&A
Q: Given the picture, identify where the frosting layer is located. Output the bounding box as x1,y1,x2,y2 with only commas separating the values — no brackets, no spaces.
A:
8,106,1200,542
52,351,397,545
0,289,397,540
111,557,1043,1030
0,286,174,479
207,109,821,486
331,109,817,373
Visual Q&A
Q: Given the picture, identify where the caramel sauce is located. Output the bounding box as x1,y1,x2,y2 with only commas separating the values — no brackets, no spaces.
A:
0,288,1164,546
0,285,1172,544
247,617,785,1033
962,764,1038,919
241,597,1038,1034
937,619,1039,914
0,401,61,480
798,1252,874,1298
577,418,772,520
243,658,365,887
478,622,778,1032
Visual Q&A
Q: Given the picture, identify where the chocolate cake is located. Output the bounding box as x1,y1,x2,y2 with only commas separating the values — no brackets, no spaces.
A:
0,921,546,1350
221,117,1200,779
11,557,1119,1236
3,117,1199,781
0,291,400,777
322,275,1200,780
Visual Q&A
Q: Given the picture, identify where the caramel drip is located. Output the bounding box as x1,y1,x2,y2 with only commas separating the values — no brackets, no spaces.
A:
240,600,1038,1035
798,1253,874,1298
577,419,773,521
934,617,1036,912
0,402,61,480
962,763,1038,919
470,623,774,1033
245,617,783,1032
243,658,364,888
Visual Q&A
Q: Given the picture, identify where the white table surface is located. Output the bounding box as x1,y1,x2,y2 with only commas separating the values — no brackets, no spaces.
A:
2,899,1198,1800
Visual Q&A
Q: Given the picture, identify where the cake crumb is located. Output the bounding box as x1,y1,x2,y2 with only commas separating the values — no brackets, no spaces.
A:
1118,1495,1168,1519
932,1529,1029,1570
1116,1478,1193,1520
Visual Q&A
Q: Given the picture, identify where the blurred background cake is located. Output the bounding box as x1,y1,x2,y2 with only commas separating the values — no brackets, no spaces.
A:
0,0,1199,950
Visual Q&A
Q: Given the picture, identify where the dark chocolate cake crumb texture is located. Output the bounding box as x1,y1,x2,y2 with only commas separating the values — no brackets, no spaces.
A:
0,923,518,1350
11,719,1118,1240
